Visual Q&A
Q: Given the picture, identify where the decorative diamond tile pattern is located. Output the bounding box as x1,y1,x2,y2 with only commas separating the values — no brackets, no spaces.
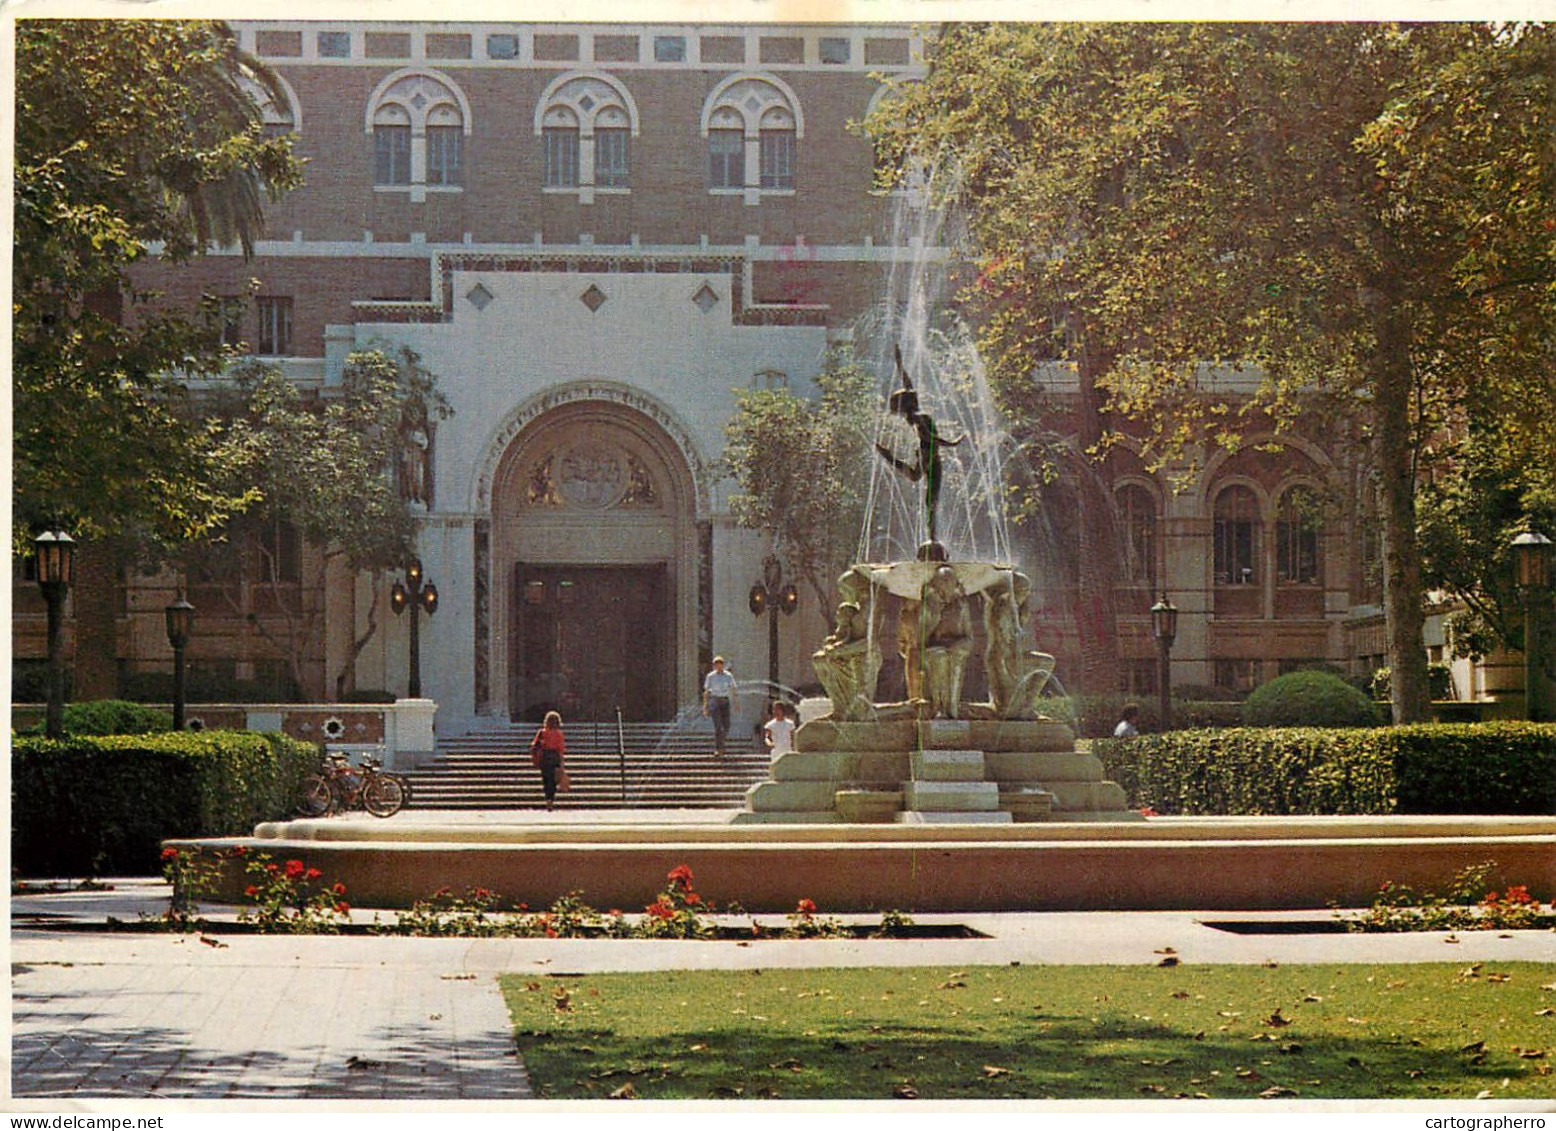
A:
578,93,595,112
580,284,608,313
466,283,494,311
692,284,719,314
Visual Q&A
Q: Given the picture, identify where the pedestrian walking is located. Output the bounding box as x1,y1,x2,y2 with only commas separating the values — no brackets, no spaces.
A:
702,656,736,757
763,700,797,761
529,710,568,810
1113,703,1141,738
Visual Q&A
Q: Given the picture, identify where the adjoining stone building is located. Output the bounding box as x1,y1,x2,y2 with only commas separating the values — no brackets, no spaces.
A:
19,21,1490,738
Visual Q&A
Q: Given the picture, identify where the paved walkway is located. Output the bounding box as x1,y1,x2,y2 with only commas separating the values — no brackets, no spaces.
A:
10,877,1556,1102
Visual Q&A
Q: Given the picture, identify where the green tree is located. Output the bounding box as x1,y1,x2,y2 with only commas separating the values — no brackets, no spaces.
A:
723,349,879,611
15,19,304,697
14,18,303,541
188,348,451,699
871,23,1555,722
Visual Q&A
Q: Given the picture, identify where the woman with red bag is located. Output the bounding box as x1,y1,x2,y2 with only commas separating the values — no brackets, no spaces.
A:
529,710,568,810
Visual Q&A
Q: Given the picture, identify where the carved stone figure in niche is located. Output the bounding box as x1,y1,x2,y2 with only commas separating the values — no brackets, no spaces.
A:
400,414,431,506
813,601,881,721
901,565,972,718
980,570,1057,720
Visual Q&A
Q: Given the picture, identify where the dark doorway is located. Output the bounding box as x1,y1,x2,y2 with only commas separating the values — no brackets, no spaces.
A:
510,563,671,722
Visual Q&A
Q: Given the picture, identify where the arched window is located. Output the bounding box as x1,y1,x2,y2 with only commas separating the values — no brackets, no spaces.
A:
366,70,470,200
1117,483,1157,588
535,73,638,202
701,74,803,202
240,74,299,139
1213,485,1261,586
1277,486,1323,585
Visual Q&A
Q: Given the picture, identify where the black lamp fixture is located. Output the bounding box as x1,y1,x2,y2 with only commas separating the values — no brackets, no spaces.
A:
34,530,77,739
749,555,799,687
1150,593,1179,731
1511,531,1553,721
164,594,196,731
391,556,438,698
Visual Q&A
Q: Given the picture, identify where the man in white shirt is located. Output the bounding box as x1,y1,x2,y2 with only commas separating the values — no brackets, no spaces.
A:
763,700,796,761
702,656,737,756
1113,704,1141,738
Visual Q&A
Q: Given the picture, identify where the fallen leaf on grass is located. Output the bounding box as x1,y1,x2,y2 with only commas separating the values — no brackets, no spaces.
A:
1444,935,1460,944
769,1058,805,1073
1537,1065,1552,1077
609,1082,637,1100
1279,1041,1304,1054
1535,1008,1554,1016
1139,1084,1166,1094
1460,1040,1486,1054
892,1084,918,1099
1171,990,1191,999
1263,1009,1293,1028
1541,982,1556,991
1475,1090,1495,1100
1259,1086,1299,1098
688,1044,707,1053
1236,1069,1262,1081
1487,973,1512,983
939,979,968,989
982,1065,1011,1078
1517,1049,1546,1059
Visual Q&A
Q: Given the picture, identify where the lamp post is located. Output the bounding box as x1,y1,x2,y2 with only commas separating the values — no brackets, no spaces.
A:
1512,531,1553,722
1150,593,1178,732
391,557,438,698
34,531,77,740
164,594,195,731
748,555,798,687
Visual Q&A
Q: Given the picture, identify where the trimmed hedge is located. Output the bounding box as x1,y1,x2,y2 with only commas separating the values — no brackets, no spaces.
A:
1244,670,1385,728
1094,722,1556,816
45,699,173,736
12,730,320,877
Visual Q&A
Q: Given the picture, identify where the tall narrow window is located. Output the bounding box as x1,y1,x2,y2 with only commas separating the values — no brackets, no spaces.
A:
709,128,743,188
1277,487,1322,585
256,296,292,356
543,126,580,187
426,124,462,185
1213,485,1261,586
595,127,630,188
759,128,795,189
1117,484,1157,587
374,122,412,184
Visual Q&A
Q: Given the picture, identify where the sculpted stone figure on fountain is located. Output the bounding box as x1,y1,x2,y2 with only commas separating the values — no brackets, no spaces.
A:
812,601,880,722
980,570,1058,721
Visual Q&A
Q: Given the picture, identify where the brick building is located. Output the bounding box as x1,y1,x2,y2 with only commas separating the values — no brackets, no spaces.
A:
20,21,1485,737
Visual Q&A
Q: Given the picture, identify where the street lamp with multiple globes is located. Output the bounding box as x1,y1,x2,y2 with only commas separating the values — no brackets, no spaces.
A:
164,594,196,731
391,557,438,698
1150,593,1179,732
748,555,798,687
34,530,77,739
1511,530,1553,722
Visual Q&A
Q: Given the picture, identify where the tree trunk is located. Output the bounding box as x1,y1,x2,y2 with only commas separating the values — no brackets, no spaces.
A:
1371,304,1429,724
1069,323,1123,695
71,538,122,700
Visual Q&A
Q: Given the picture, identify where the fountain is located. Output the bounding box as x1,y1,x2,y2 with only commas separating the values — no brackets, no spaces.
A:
736,344,1137,825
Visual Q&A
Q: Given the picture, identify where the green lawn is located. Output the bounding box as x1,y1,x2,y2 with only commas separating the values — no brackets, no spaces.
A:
503,963,1556,1101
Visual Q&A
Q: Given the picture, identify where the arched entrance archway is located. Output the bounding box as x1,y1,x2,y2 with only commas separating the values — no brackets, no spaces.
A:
488,398,700,722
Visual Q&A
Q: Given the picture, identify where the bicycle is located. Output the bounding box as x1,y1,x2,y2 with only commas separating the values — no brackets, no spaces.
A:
297,751,407,818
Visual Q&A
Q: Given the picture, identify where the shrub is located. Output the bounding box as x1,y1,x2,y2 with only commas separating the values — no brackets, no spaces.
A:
12,730,319,877
1244,670,1384,728
46,699,173,736
1093,723,1556,815
1371,664,1456,701
340,688,397,704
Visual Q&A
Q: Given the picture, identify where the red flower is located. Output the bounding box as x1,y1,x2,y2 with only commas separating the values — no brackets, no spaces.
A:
544,927,558,938
667,864,695,889
1505,885,1535,905
161,847,180,861
332,882,347,896
608,909,623,917
1139,807,1159,817
284,860,306,879
304,868,322,882
796,898,818,916
244,885,260,898
474,887,491,900
334,902,350,914
686,893,702,905
265,863,280,873
646,899,675,920
228,846,248,857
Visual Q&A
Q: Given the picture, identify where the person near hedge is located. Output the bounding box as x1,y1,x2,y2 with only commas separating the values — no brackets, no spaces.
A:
529,710,568,810
1113,703,1141,738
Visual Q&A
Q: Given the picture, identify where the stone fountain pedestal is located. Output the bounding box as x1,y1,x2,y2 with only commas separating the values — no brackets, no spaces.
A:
736,715,1136,825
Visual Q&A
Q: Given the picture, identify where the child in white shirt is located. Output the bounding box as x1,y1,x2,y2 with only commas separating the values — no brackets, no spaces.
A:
763,701,797,760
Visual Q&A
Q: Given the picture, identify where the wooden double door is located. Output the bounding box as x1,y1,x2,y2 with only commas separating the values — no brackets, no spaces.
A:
510,564,671,722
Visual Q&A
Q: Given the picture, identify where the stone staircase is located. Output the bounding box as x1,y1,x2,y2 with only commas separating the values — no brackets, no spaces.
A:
401,719,772,810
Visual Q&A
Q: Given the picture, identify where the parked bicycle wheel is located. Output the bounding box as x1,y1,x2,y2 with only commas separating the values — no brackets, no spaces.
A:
298,774,334,817
362,773,405,817
387,772,412,807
